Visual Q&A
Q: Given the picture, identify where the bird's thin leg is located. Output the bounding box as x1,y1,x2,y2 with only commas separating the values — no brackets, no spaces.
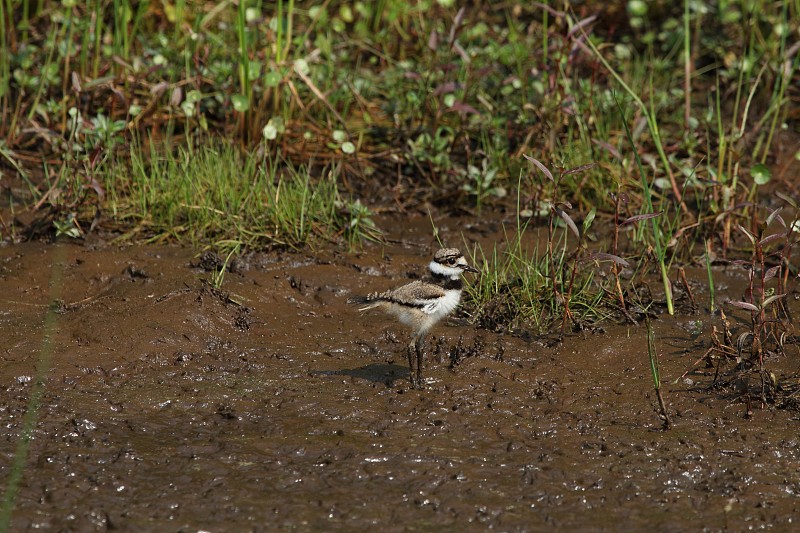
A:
415,333,426,388
407,339,417,387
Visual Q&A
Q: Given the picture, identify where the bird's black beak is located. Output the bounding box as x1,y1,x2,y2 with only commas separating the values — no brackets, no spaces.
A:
462,263,480,274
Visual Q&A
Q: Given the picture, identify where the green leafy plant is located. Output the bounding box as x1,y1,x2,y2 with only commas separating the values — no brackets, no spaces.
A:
460,160,505,212
407,126,455,173
342,199,382,249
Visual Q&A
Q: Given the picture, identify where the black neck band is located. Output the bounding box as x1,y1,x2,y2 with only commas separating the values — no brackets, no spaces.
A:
431,270,463,291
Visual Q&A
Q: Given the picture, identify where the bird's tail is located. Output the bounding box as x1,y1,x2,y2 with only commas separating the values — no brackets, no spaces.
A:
347,295,382,311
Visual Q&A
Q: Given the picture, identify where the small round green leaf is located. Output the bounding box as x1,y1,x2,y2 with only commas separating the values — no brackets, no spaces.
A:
341,141,356,154
264,70,281,87
627,0,647,16
293,58,310,76
750,163,772,185
262,117,284,140
181,100,195,117
231,94,250,112
248,60,262,81
263,123,277,140
339,5,353,22
186,89,203,104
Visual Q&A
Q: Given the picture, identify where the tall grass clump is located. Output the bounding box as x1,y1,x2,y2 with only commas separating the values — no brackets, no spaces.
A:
465,228,548,334
464,212,609,337
104,140,378,250
464,164,613,337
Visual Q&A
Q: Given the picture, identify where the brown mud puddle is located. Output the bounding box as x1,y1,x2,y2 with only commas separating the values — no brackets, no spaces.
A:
2,219,800,531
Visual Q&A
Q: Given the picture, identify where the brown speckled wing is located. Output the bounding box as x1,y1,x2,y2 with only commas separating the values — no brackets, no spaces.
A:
382,280,447,308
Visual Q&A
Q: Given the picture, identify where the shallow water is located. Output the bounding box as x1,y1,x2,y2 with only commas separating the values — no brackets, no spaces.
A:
2,221,800,531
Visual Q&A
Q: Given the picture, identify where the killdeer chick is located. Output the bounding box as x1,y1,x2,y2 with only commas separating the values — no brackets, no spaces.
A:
348,248,479,388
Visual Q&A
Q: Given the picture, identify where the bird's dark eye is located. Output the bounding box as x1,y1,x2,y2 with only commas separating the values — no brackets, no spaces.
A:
448,258,456,265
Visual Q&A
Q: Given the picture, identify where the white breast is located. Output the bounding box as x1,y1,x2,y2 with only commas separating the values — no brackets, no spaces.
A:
422,289,462,319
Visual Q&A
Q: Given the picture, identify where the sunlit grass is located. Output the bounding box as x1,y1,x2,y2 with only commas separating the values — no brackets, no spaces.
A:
464,221,612,336
104,140,379,250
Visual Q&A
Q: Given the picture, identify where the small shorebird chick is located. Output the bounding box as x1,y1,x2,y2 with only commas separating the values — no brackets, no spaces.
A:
348,248,479,388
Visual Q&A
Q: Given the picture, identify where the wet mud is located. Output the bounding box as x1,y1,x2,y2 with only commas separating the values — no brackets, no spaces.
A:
2,219,800,531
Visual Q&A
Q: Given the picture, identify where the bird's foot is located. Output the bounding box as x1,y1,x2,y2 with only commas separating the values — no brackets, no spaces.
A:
408,375,426,390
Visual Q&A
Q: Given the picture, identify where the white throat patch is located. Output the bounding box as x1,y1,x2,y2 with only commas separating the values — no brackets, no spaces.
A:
429,260,462,280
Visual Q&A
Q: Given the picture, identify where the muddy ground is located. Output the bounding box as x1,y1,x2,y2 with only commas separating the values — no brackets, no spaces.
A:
2,216,800,532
